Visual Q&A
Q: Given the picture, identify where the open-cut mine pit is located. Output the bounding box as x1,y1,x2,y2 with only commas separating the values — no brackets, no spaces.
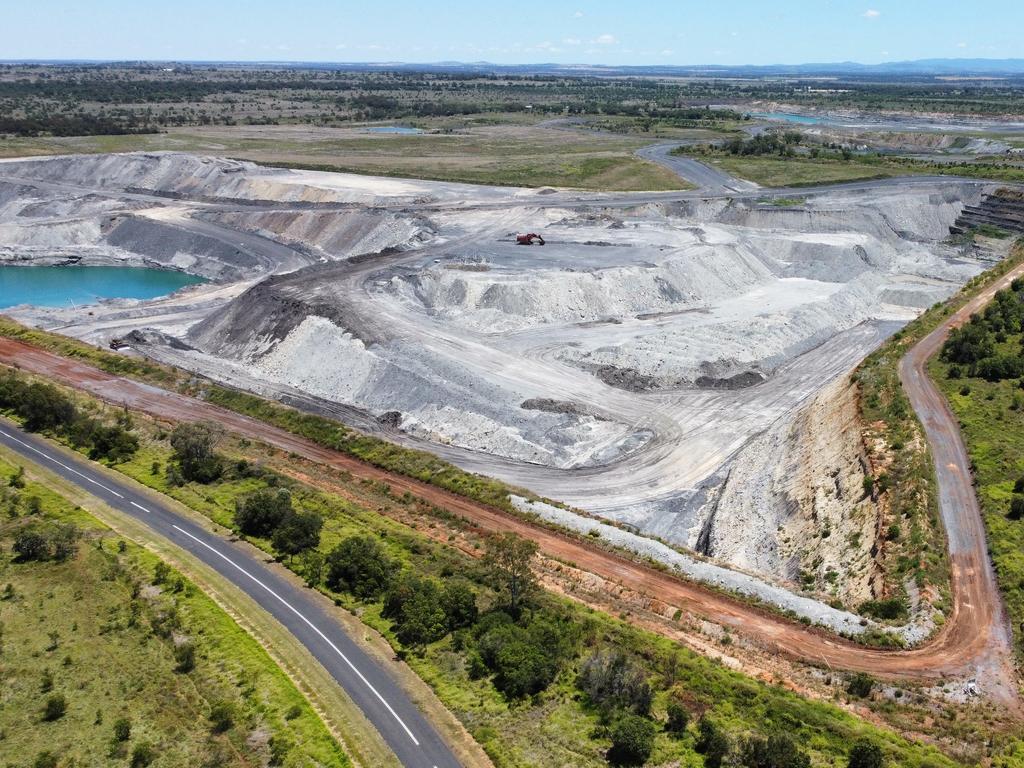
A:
0,151,1005,633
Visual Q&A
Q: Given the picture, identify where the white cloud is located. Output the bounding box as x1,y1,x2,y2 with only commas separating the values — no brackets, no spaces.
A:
956,41,968,48
563,37,582,46
335,43,347,50
660,49,674,56
592,33,617,45
862,9,880,18
573,10,584,17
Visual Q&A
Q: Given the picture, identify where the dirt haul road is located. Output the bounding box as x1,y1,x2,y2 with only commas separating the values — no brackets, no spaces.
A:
0,269,1020,703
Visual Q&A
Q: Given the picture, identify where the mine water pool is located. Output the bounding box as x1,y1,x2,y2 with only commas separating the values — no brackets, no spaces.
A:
364,125,424,134
748,111,826,125
0,265,206,309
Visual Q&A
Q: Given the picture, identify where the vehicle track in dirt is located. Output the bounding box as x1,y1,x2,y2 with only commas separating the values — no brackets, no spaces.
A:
2,255,1022,705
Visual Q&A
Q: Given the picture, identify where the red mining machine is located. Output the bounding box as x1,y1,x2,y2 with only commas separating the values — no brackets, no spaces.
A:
515,232,545,245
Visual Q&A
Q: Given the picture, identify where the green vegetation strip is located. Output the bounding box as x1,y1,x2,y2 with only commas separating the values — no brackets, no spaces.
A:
0,366,993,767
0,451,349,768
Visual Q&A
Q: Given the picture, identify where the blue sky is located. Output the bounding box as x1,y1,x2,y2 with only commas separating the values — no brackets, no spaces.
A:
3,1,1021,65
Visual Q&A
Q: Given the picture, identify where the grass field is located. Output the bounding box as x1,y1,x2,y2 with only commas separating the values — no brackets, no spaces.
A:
0,121,689,191
0,368,1006,768
683,151,1024,188
0,453,349,768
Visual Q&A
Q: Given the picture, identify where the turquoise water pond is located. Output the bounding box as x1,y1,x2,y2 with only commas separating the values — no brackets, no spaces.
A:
748,111,826,125
364,125,423,134
0,265,205,310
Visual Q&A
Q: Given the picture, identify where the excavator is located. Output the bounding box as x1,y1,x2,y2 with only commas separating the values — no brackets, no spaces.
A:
515,232,545,245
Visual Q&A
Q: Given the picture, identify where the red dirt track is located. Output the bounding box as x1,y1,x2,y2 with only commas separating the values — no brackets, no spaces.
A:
1,265,1022,702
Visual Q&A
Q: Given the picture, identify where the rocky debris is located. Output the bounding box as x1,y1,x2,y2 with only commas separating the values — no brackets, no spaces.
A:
694,370,766,389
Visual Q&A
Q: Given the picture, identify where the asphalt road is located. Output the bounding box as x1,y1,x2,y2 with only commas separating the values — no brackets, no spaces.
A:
0,419,462,768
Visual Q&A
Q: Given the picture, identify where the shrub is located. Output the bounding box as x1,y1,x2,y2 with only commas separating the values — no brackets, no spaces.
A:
33,753,58,768
42,694,67,721
739,732,811,768
859,598,907,621
1009,495,1024,521
82,421,139,462
607,712,656,766
112,717,132,742
696,717,731,768
130,742,156,768
847,672,875,698
665,699,689,735
577,650,652,715
269,735,294,766
848,739,885,768
174,640,196,673
208,701,234,733
325,535,395,599
234,488,293,537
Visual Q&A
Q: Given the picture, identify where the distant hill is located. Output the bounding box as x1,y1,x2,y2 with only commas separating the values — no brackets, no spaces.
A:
6,57,1024,78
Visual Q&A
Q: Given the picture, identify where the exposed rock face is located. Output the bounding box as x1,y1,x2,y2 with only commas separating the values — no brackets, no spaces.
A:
701,377,878,606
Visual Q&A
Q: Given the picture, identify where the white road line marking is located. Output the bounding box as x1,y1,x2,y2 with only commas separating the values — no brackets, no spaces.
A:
170,524,421,746
0,427,123,498
130,501,150,513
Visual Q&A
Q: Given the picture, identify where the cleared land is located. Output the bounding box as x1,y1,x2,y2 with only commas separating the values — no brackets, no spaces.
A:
0,450,348,768
0,122,689,191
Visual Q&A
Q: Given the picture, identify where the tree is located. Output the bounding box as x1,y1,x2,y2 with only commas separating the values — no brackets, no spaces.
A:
665,699,689,736
169,421,223,483
483,532,538,613
442,580,478,630
13,529,50,561
234,488,292,537
696,717,731,768
300,549,325,587
848,739,885,768
608,712,656,766
739,733,810,768
396,579,448,648
325,535,394,598
577,650,652,715
42,694,67,721
271,510,323,558
18,382,76,432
